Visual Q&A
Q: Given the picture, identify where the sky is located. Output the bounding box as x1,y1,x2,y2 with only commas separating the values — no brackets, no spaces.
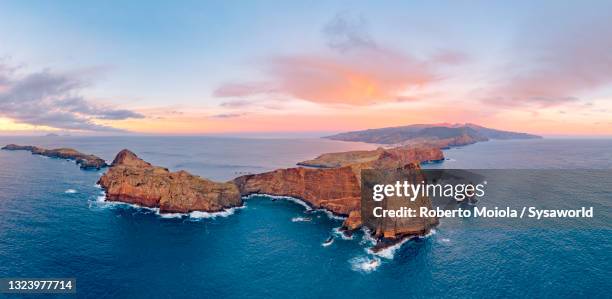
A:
0,0,611,136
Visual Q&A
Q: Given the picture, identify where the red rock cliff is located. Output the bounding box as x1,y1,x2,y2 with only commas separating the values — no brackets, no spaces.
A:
234,166,361,216
98,150,242,213
235,150,439,245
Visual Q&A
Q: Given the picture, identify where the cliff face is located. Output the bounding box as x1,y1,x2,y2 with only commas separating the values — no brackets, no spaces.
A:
96,147,437,247
360,165,439,250
6,141,439,249
235,152,439,245
2,144,107,169
98,150,242,213
234,166,361,216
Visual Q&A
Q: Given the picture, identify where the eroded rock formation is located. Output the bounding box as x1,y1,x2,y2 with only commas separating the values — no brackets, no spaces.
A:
236,150,440,248
2,144,107,169
234,166,361,216
98,149,242,213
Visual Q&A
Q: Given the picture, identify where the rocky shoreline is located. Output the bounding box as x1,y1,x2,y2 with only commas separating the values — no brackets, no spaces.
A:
2,142,443,251
93,145,444,250
98,149,242,213
2,144,108,170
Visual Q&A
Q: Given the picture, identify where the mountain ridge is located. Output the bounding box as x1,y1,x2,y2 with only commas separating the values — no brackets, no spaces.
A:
325,123,541,146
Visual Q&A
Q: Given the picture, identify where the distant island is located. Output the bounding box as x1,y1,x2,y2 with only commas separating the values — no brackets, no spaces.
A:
325,123,541,148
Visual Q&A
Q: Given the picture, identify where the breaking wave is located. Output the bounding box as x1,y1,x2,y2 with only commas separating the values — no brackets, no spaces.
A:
64,189,77,194
367,238,410,259
332,227,353,240
245,194,346,221
243,194,312,211
188,206,245,219
349,256,381,273
322,238,334,247
359,227,376,246
366,229,437,259
317,209,346,220
92,191,244,219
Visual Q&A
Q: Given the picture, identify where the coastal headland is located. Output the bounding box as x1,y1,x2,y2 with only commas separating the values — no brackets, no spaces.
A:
96,146,444,250
1,124,540,250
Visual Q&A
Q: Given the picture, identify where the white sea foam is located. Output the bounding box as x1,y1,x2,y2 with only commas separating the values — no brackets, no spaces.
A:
365,229,437,259
243,194,348,221
157,212,184,219
94,198,160,214
291,217,312,222
349,256,381,273
440,237,451,243
367,238,410,260
360,227,377,246
322,238,334,247
243,194,312,210
332,227,353,240
64,189,77,194
96,193,106,202
92,189,244,219
317,209,346,220
281,197,313,210
420,228,437,238
188,205,245,219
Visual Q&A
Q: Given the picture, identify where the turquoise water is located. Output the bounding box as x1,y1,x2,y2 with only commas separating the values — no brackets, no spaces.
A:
0,137,610,298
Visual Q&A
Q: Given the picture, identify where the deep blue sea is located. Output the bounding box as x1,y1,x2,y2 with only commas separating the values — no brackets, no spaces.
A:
0,137,610,298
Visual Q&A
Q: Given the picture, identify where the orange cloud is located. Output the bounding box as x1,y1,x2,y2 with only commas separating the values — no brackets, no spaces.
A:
214,47,465,106
214,13,465,106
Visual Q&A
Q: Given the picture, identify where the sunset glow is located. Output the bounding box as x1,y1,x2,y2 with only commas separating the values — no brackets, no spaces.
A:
0,1,611,136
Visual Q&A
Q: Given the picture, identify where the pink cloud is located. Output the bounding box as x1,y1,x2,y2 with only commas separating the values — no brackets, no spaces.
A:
214,47,461,105
213,13,464,106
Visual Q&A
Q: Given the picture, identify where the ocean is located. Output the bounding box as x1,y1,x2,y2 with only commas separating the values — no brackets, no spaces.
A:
0,137,610,298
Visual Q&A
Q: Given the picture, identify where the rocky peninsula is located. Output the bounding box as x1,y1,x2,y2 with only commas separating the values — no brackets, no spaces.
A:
98,150,242,213
94,145,444,250
2,124,540,251
2,144,107,169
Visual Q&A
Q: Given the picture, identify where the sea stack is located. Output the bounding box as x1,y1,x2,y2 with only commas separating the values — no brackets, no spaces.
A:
98,149,242,213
